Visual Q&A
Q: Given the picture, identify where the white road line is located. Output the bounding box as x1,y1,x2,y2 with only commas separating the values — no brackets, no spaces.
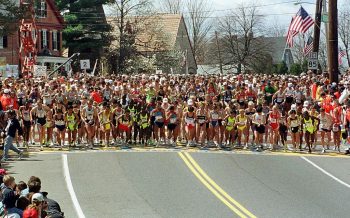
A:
62,154,86,218
301,156,350,188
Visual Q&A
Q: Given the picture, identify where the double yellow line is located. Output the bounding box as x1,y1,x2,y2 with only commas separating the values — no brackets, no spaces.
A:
178,152,256,218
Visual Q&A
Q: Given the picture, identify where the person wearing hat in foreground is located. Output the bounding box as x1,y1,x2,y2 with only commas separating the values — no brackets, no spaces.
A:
1,110,23,162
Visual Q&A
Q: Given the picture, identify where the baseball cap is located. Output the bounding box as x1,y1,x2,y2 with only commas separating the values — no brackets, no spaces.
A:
187,99,193,106
163,98,168,103
32,193,44,203
303,101,309,107
23,207,39,218
3,89,9,94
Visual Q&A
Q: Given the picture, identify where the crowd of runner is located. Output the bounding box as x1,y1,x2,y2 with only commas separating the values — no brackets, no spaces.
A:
1,70,350,160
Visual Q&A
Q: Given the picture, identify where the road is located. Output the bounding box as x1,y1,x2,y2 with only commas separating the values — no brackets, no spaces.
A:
6,150,350,218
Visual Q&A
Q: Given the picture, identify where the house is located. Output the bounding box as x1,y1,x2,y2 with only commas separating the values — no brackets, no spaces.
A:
199,36,294,74
107,14,197,74
0,0,66,77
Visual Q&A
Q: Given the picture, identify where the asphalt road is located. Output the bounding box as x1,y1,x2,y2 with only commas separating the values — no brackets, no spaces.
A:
7,150,350,218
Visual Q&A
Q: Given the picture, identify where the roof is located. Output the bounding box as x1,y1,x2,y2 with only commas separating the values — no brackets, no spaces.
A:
46,0,65,25
261,37,289,63
107,14,183,52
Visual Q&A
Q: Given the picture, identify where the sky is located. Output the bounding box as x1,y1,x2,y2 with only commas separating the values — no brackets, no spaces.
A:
105,0,347,35
212,0,346,31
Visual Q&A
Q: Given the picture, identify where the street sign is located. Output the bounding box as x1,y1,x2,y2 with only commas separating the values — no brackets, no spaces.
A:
308,52,318,70
33,65,47,77
308,52,318,60
308,59,318,70
80,60,90,70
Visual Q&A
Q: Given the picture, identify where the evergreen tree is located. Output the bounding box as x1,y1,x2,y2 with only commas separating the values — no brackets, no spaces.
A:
55,0,112,60
0,0,29,35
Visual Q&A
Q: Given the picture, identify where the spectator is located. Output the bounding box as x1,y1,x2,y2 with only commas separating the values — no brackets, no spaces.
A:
2,175,22,217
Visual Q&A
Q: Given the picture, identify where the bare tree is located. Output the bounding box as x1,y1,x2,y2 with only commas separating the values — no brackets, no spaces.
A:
108,0,154,73
185,0,213,64
266,18,286,37
339,4,350,67
217,4,271,73
159,0,184,14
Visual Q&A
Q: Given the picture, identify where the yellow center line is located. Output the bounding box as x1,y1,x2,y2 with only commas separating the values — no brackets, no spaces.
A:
178,152,252,218
183,152,257,218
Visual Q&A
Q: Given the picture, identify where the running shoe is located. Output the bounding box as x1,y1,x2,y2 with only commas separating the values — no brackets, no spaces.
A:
18,151,23,160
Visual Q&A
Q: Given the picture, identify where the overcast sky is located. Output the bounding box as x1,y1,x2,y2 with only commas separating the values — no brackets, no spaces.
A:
105,0,347,35
213,0,346,29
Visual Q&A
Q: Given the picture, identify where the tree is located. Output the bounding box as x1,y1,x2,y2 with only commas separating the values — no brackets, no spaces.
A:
107,0,154,74
339,4,350,67
159,0,183,14
276,61,288,74
56,0,112,62
217,4,271,73
289,63,302,75
0,0,30,36
185,0,213,64
266,19,286,37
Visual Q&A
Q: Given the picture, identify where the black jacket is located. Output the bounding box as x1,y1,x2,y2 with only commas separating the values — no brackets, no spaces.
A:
5,118,23,138
2,186,18,209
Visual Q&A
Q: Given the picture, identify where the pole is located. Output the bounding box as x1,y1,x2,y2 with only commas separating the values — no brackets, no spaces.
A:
215,31,224,75
185,49,189,75
48,53,80,77
312,0,322,74
322,0,329,70
328,0,338,83
91,59,98,76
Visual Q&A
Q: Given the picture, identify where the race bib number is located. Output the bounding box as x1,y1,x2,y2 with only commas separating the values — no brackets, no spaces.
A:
170,118,177,124
212,114,219,120
270,118,277,123
155,116,163,121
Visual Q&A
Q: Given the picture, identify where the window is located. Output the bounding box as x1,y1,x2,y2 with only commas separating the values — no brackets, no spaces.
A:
52,31,58,50
36,0,47,18
41,29,47,48
0,36,7,49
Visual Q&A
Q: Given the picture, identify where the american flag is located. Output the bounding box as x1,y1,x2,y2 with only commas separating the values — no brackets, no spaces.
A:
286,6,314,47
338,50,347,65
303,36,313,56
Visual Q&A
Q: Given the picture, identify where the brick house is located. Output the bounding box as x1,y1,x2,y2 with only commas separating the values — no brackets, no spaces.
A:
0,0,67,74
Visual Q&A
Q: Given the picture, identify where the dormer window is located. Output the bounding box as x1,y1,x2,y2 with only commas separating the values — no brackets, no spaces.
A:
36,0,47,18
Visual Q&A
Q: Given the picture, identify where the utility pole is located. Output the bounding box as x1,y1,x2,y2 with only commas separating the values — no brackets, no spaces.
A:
322,0,329,70
312,0,322,74
215,31,224,75
328,0,339,83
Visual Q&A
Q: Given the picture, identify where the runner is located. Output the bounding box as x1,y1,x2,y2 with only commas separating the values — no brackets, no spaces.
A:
30,99,50,150
99,102,113,147
252,106,266,151
66,105,79,147
166,105,178,147
236,109,248,148
81,99,98,149
54,109,66,149
287,109,300,151
318,108,333,153
268,105,281,150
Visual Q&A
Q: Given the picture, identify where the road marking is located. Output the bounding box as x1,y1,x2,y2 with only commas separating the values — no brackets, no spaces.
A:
62,154,86,218
184,152,257,218
301,156,350,188
179,152,256,218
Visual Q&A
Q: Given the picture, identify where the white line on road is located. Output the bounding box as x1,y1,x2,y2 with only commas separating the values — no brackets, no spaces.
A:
301,156,350,188
62,154,86,218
